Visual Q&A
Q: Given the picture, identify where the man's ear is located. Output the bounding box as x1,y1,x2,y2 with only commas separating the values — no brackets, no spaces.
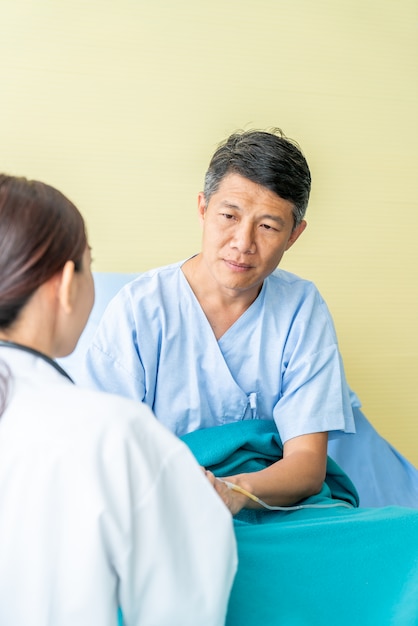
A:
197,192,207,224
57,261,76,314
285,220,307,251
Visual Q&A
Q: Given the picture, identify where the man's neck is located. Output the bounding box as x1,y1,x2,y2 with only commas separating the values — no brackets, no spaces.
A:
181,255,261,339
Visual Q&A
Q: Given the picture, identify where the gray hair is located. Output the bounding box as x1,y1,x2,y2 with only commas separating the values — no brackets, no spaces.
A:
203,128,311,228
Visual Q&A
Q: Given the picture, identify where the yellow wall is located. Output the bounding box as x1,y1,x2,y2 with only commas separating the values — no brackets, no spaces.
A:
2,1,417,465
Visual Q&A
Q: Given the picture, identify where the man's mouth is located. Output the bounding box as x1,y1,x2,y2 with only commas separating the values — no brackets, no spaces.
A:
224,259,253,271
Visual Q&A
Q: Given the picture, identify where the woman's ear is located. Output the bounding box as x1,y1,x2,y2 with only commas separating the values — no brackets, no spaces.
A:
57,261,76,314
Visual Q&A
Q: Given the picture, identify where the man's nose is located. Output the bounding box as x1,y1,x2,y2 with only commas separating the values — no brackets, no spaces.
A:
230,222,256,253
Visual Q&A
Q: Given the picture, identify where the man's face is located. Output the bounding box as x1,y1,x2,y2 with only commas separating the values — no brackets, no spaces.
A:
198,173,306,297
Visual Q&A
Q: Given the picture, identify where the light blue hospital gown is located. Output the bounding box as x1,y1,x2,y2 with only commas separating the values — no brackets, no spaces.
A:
82,261,355,442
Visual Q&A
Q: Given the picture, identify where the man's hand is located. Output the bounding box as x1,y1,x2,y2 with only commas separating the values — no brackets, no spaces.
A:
203,469,249,515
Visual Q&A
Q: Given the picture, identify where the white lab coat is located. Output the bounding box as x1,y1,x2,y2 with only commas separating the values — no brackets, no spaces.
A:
0,347,237,626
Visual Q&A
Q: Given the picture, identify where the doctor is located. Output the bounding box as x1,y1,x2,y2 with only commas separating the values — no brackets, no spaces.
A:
0,174,237,626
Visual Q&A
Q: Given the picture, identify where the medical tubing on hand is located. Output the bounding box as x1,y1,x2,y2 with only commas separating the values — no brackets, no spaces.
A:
219,479,354,511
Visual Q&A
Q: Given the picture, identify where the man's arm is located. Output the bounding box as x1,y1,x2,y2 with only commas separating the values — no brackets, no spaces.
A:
213,432,328,515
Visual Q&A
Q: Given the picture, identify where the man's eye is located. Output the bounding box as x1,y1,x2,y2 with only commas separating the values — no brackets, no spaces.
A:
222,213,235,220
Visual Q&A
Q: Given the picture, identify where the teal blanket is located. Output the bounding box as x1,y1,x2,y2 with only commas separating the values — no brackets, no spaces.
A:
182,420,418,626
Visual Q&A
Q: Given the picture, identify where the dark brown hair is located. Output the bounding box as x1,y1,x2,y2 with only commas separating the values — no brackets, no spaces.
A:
0,174,87,415
0,175,87,329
